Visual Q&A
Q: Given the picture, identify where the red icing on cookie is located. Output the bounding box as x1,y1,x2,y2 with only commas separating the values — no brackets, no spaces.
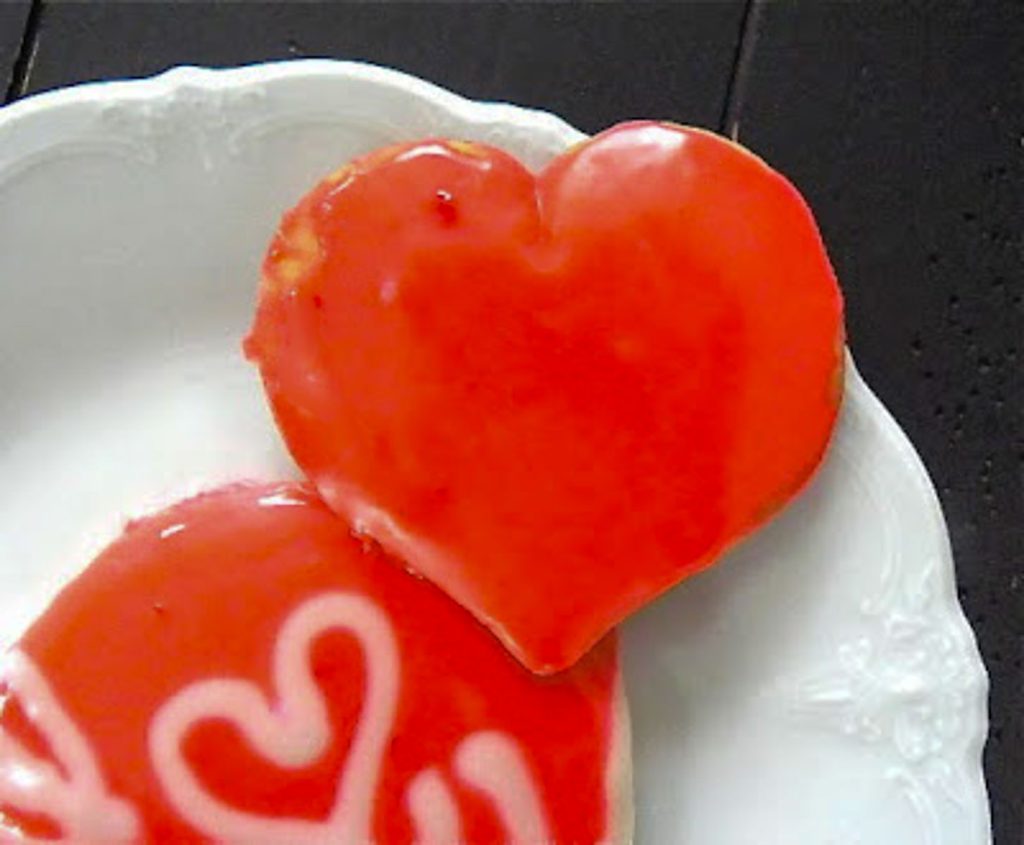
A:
245,122,845,673
0,483,628,842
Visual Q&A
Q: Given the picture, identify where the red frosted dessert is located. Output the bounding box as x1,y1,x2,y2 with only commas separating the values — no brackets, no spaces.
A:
245,122,845,673
0,483,629,842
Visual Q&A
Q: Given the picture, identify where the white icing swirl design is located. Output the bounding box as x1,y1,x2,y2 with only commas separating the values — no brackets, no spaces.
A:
0,593,566,841
0,651,140,842
149,591,553,843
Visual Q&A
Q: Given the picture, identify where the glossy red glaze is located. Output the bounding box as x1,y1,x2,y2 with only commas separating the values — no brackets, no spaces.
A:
0,483,624,842
246,122,845,673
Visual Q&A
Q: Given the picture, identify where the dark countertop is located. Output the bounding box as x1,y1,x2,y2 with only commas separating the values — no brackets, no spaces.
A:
1,2,1020,842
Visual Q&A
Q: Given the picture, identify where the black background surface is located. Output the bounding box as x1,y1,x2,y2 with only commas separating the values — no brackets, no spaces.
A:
0,0,30,98
1,2,1020,842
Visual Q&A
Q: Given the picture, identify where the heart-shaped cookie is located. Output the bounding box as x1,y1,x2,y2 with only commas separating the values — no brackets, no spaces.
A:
0,483,628,842
246,122,844,673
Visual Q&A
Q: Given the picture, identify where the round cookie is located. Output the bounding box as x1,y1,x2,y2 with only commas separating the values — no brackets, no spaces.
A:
0,483,629,843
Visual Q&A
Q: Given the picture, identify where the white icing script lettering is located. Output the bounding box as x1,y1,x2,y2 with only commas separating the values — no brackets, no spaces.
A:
455,731,550,841
0,651,140,842
406,767,462,843
149,592,552,843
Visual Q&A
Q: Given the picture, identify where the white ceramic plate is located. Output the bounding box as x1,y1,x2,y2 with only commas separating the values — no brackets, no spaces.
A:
0,61,989,844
